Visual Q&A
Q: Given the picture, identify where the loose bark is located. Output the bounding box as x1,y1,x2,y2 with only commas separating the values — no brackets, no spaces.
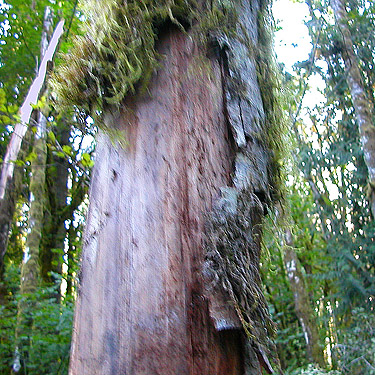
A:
330,0,375,218
284,229,325,368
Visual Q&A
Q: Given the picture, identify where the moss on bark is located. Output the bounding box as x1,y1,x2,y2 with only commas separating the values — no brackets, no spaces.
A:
51,0,234,113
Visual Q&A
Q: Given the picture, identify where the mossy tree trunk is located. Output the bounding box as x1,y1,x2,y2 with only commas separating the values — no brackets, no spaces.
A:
284,229,325,368
13,114,48,373
0,161,23,303
40,122,70,286
0,3,64,301
69,1,280,374
12,7,52,373
330,0,375,218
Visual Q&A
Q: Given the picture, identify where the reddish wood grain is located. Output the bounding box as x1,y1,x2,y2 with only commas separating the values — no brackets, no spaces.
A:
69,28,255,375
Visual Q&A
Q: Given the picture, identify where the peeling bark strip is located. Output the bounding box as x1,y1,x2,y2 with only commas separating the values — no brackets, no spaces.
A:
70,1,279,374
204,0,276,364
330,0,375,218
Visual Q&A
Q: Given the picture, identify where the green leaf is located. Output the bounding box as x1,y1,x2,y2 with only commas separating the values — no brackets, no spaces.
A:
48,131,56,143
14,159,25,166
55,151,65,158
81,153,94,167
25,151,37,162
62,145,72,155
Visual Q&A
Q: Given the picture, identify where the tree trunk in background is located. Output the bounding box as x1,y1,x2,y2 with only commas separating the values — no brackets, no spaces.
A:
284,229,325,368
0,157,23,302
69,1,277,373
0,17,64,201
0,7,64,300
330,0,375,218
13,113,48,373
40,122,70,285
13,8,52,372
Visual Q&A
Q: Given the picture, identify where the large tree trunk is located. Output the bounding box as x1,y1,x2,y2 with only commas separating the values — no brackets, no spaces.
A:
70,29,243,375
69,1,277,374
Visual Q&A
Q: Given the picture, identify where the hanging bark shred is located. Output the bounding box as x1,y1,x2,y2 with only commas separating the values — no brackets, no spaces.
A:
330,0,375,218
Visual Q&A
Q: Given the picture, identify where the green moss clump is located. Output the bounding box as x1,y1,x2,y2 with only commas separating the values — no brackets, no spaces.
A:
51,0,235,116
51,0,167,113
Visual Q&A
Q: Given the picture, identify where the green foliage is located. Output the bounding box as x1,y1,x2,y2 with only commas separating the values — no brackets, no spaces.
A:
290,364,342,375
262,0,375,372
0,279,74,375
334,308,375,375
0,0,78,107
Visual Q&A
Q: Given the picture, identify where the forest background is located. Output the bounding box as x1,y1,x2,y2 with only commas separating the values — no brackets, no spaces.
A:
0,0,374,374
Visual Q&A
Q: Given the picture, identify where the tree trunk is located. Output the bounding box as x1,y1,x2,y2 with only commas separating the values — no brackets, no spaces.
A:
330,0,375,218
0,160,23,302
0,17,64,201
0,10,64,288
13,8,52,372
284,229,325,367
69,1,277,374
13,113,48,373
40,122,70,285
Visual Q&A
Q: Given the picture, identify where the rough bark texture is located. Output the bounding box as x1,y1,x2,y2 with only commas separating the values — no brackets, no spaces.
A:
284,229,325,367
330,0,375,218
70,1,276,373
